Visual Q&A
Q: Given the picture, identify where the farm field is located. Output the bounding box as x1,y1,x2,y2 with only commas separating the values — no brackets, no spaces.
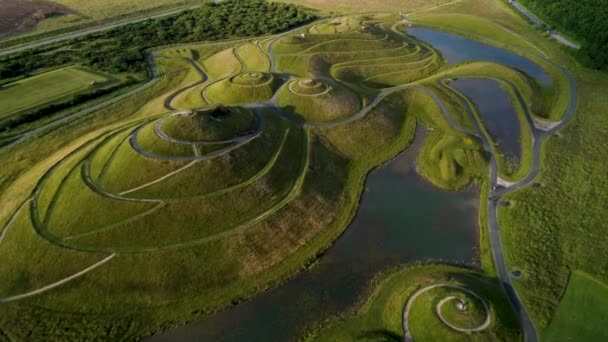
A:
0,0,605,340
543,271,608,341
0,66,116,120
0,0,195,42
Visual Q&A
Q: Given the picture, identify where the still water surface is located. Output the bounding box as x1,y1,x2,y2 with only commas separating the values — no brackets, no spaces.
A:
150,27,553,342
149,129,479,341
407,27,552,86
452,78,523,162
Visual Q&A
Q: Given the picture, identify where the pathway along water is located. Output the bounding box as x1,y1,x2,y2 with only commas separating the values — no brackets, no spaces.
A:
149,28,558,341
148,128,479,341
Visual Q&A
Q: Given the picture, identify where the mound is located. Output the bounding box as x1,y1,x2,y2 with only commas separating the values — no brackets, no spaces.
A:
333,49,442,88
277,78,361,123
205,72,277,104
288,78,332,96
160,106,259,143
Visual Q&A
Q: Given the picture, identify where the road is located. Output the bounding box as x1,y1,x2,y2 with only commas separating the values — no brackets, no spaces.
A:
437,61,577,342
0,16,578,334
0,5,202,57
0,53,161,154
509,1,580,49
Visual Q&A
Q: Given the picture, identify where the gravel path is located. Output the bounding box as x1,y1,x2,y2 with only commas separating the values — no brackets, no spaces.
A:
0,253,115,303
163,57,208,111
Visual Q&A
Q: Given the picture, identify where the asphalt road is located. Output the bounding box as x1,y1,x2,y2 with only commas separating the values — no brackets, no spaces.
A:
0,54,161,154
509,1,580,49
0,5,202,57
438,61,577,342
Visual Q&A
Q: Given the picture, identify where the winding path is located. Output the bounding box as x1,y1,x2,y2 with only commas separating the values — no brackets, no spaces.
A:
402,284,491,341
163,57,208,111
433,66,576,342
0,253,115,303
0,16,578,330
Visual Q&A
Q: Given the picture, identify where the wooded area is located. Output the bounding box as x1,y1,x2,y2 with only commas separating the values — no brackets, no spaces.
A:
519,0,608,70
0,0,318,78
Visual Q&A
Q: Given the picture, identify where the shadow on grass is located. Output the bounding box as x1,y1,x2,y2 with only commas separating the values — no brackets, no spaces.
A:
358,329,402,341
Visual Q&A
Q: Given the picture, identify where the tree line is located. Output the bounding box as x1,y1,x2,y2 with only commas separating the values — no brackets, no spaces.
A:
0,0,318,78
519,0,608,70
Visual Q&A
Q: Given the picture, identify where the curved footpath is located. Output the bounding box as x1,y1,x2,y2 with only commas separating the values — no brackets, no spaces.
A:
163,57,208,111
0,18,578,340
402,284,491,341
434,65,576,341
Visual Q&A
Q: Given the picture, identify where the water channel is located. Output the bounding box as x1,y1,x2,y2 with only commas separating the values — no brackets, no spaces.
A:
150,128,479,341
149,27,553,341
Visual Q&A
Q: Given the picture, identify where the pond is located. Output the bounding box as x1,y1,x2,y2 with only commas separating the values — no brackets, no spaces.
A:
148,27,551,342
451,77,523,164
148,128,479,341
407,27,552,86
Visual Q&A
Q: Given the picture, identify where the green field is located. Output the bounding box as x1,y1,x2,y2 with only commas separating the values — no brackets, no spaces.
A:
278,0,455,13
5,0,196,40
543,271,608,341
0,0,603,339
0,66,115,120
412,0,608,335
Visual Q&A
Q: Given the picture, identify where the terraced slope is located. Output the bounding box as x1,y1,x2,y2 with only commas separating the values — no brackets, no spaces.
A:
0,13,568,340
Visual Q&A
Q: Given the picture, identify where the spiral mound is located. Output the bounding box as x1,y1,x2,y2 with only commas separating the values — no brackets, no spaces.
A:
404,284,492,341
158,106,259,145
206,72,277,104
288,79,332,96
230,72,274,87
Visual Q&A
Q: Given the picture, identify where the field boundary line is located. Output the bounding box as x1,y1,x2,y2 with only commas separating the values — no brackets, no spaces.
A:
0,253,115,303
0,198,32,248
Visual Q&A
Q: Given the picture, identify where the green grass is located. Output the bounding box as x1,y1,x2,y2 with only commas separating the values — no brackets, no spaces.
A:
276,79,361,122
543,271,608,341
306,265,520,341
205,73,278,105
7,0,197,39
236,42,271,72
275,0,454,13
0,7,594,340
411,0,608,335
0,66,116,120
162,107,258,141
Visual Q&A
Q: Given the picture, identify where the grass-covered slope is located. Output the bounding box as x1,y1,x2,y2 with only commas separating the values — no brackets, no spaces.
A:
0,8,575,340
410,0,608,335
307,265,521,341
543,271,608,341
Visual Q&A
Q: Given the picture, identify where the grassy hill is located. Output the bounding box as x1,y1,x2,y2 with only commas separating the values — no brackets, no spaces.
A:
0,1,597,340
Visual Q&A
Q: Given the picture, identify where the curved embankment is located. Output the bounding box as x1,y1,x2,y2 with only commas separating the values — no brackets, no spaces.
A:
163,57,208,110
0,16,577,342
434,63,577,341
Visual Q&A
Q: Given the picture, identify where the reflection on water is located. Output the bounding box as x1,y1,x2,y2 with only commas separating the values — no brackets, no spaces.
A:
407,27,552,86
452,78,522,162
148,128,479,341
